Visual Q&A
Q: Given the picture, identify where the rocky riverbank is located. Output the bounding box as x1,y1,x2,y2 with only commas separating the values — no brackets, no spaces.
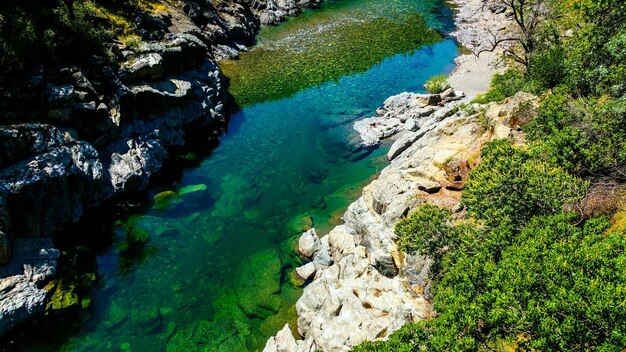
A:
263,0,516,350
0,0,323,338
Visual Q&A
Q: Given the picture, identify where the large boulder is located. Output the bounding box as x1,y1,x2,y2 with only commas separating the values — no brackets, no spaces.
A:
298,228,321,259
107,138,167,193
0,238,59,337
0,140,107,237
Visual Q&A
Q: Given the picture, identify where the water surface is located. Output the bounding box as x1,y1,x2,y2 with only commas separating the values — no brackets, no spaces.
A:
4,0,458,351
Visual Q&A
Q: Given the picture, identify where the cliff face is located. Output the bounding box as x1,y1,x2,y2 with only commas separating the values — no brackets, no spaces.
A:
0,0,321,338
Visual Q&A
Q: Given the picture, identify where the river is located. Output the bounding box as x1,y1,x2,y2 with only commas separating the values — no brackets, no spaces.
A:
4,0,457,351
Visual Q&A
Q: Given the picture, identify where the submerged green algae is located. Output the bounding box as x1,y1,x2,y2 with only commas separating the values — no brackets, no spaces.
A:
220,5,442,106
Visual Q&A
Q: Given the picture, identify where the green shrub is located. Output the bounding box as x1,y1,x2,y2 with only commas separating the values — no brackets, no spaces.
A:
423,75,450,94
462,139,587,228
395,204,451,255
526,90,626,175
527,45,566,90
472,69,526,104
356,211,626,351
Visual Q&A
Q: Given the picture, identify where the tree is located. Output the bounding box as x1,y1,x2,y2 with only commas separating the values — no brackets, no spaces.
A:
477,0,551,68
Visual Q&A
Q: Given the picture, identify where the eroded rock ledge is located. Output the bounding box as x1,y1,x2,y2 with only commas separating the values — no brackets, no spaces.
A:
0,0,322,338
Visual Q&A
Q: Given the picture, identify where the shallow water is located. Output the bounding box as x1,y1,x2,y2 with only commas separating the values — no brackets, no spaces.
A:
4,1,458,351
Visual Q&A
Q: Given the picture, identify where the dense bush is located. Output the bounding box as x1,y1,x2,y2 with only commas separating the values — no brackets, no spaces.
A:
0,0,166,89
0,1,118,86
356,209,626,351
526,90,626,176
462,139,587,228
423,75,450,94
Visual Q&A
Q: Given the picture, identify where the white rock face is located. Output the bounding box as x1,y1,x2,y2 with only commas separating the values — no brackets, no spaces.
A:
353,91,464,148
298,228,321,259
265,91,539,351
296,262,317,280
263,324,299,352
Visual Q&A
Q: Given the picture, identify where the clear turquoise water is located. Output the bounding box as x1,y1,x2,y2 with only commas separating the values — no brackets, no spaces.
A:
3,1,458,351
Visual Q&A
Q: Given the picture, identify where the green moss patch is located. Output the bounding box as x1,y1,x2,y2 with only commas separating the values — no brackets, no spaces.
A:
220,13,440,106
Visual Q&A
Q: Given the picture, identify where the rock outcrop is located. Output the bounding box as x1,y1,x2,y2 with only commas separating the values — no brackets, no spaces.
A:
265,87,538,351
248,0,324,25
0,238,59,335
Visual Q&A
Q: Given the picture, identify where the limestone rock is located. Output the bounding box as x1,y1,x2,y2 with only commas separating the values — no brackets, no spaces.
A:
263,324,298,352
298,228,321,259
416,178,442,194
387,131,421,160
328,226,356,263
295,262,316,280
414,93,441,107
353,90,460,147
312,244,332,267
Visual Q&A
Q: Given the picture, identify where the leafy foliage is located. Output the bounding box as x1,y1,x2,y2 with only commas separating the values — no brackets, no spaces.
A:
0,0,167,88
526,90,626,175
395,204,451,255
462,139,587,228
357,209,626,351
423,75,450,94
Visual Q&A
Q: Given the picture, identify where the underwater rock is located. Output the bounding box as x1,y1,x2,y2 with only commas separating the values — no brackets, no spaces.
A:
234,249,283,319
152,190,182,210
317,123,369,161
104,302,130,331
45,281,79,310
177,184,207,198
169,290,255,352
286,213,314,234
306,166,329,184
317,113,362,130
130,306,162,335
211,174,262,218
287,270,306,287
